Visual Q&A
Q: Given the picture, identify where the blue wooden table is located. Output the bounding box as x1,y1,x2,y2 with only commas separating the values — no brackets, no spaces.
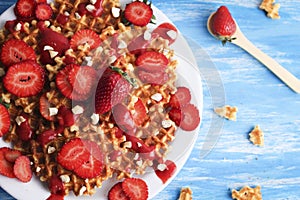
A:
1,0,300,199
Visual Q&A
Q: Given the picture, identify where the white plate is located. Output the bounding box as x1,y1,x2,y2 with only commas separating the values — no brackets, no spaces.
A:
0,1,203,199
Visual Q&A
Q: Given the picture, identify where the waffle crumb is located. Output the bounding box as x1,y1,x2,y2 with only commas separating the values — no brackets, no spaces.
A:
249,125,264,146
178,187,193,200
214,105,238,121
259,0,280,19
232,185,262,200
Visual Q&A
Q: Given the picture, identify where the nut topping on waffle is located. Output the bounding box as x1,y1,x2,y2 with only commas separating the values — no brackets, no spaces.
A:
0,0,201,198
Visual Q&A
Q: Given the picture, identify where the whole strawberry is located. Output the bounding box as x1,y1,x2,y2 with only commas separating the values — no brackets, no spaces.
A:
95,67,133,114
210,6,236,44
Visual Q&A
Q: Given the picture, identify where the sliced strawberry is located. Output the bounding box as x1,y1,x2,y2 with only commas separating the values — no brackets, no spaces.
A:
57,138,90,171
70,29,101,50
74,140,103,179
169,87,191,109
48,175,65,195
67,64,97,95
4,149,21,163
35,3,53,21
112,103,136,133
108,182,130,200
57,106,75,127
124,133,155,153
154,160,177,184
39,28,70,65
13,155,32,182
0,39,36,67
46,193,65,200
180,104,200,131
136,69,169,85
88,0,104,17
3,60,45,98
16,113,33,141
122,178,148,200
4,20,24,33
36,0,47,3
132,98,148,126
0,147,15,178
39,94,56,121
0,104,11,137
56,65,86,101
15,0,36,18
152,22,178,45
37,129,59,146
124,1,153,26
135,51,169,72
56,13,69,26
168,108,182,127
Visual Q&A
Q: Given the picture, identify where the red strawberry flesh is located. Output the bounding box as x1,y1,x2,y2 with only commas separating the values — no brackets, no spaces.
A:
70,29,102,50
0,104,11,137
39,28,70,65
124,1,153,26
3,60,45,97
13,155,32,182
57,138,90,171
122,178,148,200
169,86,192,109
0,147,16,178
135,51,169,72
210,6,236,39
35,3,53,21
0,39,37,67
15,0,36,18
95,68,131,114
74,140,103,179
154,160,177,184
108,182,130,200
132,98,148,126
4,149,21,163
152,22,178,45
180,103,200,131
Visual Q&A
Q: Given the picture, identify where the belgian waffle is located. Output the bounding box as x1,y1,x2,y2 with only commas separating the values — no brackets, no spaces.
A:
0,0,178,197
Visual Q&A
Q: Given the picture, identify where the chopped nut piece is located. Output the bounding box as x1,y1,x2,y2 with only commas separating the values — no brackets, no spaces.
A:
15,115,26,126
259,0,280,19
178,187,193,200
111,7,121,18
72,105,84,115
232,185,262,200
249,125,264,146
60,174,71,183
214,105,238,121
90,113,100,125
157,163,167,171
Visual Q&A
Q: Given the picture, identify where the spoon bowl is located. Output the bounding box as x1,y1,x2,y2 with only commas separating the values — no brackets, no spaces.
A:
207,12,300,93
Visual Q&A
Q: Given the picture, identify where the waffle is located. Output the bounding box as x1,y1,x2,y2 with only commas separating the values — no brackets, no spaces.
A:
232,186,262,200
249,125,264,146
0,0,179,197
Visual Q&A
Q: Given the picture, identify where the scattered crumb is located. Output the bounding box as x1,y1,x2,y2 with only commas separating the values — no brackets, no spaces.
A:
214,105,238,121
232,185,262,200
259,0,280,19
178,187,192,200
249,125,264,146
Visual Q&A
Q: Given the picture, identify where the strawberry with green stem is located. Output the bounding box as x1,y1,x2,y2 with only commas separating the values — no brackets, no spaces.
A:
95,66,136,115
210,6,236,45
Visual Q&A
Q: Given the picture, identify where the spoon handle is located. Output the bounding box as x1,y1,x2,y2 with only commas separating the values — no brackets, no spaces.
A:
232,30,300,93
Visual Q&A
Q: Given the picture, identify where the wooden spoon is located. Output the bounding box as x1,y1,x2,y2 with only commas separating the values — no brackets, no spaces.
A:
207,12,300,93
